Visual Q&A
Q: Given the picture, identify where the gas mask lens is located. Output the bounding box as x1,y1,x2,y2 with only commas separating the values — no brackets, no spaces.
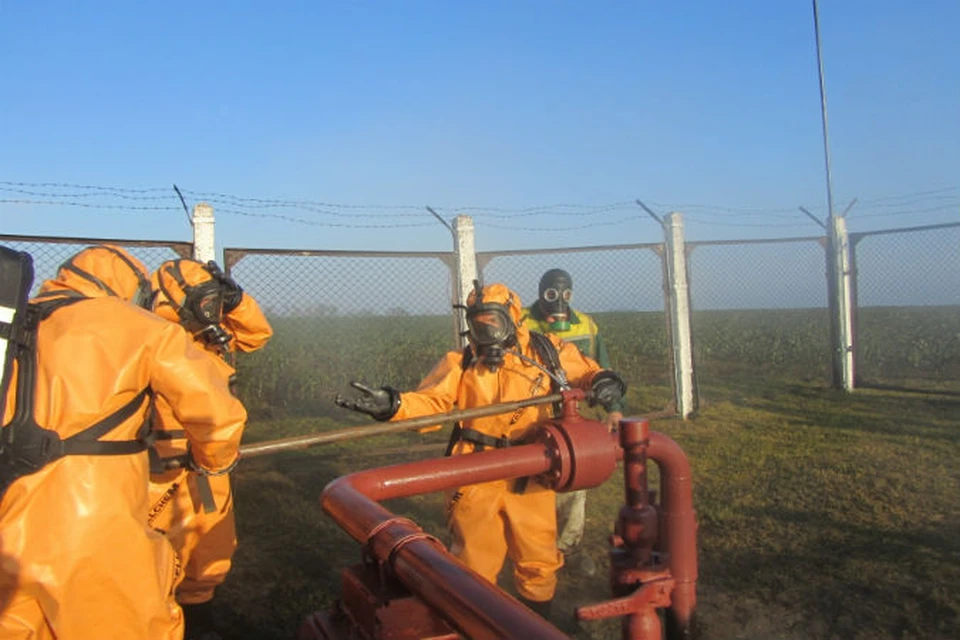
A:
193,289,224,325
467,307,512,346
542,288,572,304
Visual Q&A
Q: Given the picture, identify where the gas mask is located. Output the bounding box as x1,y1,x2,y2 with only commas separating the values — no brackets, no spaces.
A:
538,269,573,331
185,282,230,348
459,281,518,372
157,261,232,348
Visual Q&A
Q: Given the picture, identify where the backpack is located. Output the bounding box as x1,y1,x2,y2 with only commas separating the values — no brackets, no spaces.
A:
0,246,32,417
0,246,152,499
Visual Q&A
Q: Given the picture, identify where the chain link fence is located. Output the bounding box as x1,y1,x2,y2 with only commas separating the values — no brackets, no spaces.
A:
851,223,960,393
223,248,458,418
686,237,832,396
0,234,192,296
478,244,673,415
4,220,957,424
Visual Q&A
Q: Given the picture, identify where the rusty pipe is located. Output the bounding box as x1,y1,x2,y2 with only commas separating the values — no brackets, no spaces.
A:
240,393,563,458
648,431,698,634
617,418,659,570
321,444,567,640
621,418,650,508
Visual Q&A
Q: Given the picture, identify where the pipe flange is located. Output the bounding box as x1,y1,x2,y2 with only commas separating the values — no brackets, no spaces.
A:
531,423,570,490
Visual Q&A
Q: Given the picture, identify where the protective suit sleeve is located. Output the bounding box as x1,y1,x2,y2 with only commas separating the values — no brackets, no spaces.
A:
149,322,247,473
391,350,465,431
578,313,623,411
591,331,624,411
553,336,603,390
223,292,273,353
593,328,612,370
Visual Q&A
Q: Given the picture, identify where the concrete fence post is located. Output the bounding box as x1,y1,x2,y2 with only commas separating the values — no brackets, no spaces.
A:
827,215,855,390
664,212,696,419
452,215,478,349
191,203,216,263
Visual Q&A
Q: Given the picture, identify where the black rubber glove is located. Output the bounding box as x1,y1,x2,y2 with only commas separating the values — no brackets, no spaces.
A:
335,381,401,421
220,275,243,314
206,260,244,313
589,370,627,412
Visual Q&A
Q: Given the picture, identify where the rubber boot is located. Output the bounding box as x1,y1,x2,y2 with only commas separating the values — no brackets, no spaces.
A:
518,596,553,619
181,601,222,640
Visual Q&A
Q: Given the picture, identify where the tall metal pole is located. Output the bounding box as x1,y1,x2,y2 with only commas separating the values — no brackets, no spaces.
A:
812,0,836,220
812,0,855,391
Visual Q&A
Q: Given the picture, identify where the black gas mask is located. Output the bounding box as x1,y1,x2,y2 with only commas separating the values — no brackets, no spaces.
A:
538,268,573,331
458,280,517,372
159,260,232,348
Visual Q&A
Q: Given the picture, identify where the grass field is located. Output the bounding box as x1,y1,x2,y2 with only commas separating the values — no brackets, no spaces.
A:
210,307,959,639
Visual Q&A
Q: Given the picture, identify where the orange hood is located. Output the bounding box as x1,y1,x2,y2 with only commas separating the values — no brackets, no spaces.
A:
38,244,151,305
466,282,529,344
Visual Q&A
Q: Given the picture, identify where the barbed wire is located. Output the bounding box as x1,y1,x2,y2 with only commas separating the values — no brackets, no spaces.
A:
2,180,957,230
679,214,822,228
480,215,645,232
856,186,957,205
202,198,425,219
0,186,177,201
0,181,171,193
0,198,181,211
216,207,437,229
187,195,644,220
852,203,959,219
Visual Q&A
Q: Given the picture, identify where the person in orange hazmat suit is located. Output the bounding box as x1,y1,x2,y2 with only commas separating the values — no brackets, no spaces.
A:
147,258,272,640
334,282,626,618
0,244,247,640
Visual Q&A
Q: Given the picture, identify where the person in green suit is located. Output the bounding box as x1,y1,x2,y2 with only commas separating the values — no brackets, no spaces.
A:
521,269,625,578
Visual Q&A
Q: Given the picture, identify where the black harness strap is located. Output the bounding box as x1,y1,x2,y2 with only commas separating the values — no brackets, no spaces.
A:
528,331,564,392
528,330,568,418
443,422,463,457
60,388,152,456
152,429,186,440
457,427,516,451
459,345,475,371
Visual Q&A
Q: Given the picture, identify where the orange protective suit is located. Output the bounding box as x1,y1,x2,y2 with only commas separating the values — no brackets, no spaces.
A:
147,259,272,608
389,284,603,603
0,245,246,640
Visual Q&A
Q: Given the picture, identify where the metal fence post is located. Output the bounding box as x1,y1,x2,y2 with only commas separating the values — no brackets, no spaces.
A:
827,215,855,390
664,212,696,418
452,215,478,349
192,203,215,263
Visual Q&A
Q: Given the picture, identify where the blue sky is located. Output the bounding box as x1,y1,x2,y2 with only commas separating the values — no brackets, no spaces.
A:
1,0,958,253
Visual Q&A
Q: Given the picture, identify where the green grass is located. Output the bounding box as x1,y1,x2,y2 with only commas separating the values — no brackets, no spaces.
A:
212,384,959,640
209,308,960,639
